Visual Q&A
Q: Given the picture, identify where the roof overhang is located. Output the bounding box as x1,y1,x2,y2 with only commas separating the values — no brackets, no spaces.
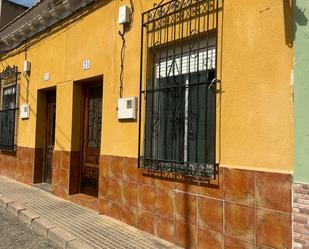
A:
0,0,100,53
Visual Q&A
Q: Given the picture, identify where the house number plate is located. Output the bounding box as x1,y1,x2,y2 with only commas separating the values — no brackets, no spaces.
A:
83,59,91,70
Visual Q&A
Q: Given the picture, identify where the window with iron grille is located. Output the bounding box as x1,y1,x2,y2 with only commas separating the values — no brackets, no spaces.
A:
0,66,19,151
139,0,219,180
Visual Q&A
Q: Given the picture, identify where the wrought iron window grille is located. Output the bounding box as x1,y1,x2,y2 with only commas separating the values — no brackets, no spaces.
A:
0,66,19,152
138,0,219,181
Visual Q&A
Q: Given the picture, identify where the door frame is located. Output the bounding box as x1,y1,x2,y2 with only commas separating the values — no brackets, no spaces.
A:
79,80,103,196
42,88,56,184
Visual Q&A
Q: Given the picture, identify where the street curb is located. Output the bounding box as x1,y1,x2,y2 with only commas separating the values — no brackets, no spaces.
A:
0,195,14,209
67,240,94,249
0,195,94,249
19,209,40,225
47,227,76,249
7,202,26,216
32,217,56,236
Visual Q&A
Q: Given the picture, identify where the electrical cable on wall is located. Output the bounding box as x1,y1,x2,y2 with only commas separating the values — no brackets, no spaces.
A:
25,72,30,104
119,25,126,98
23,41,30,104
118,0,134,99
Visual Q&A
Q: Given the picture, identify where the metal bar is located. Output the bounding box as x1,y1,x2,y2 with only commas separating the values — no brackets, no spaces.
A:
143,0,201,21
180,2,185,163
195,1,202,163
187,0,193,160
162,24,167,161
144,15,150,163
143,3,220,27
141,80,213,94
213,0,219,178
215,0,219,76
140,0,218,179
204,0,210,173
138,15,145,167
163,5,170,161
172,0,178,161
157,6,164,161
142,157,214,178
0,107,18,112
151,12,157,161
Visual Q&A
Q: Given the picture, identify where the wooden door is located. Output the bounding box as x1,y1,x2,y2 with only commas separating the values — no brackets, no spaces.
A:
44,92,56,184
81,85,102,196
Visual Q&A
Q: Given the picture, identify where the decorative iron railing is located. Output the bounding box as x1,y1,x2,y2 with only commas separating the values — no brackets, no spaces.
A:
138,0,220,180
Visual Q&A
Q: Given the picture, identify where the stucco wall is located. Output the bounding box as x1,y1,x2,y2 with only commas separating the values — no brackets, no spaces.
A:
220,0,294,172
294,0,309,183
0,0,294,173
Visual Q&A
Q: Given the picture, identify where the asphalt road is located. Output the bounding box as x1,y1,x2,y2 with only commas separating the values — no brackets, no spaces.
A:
0,208,59,249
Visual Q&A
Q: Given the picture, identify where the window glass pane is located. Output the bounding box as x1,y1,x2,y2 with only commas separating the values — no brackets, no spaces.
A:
0,66,18,151
2,85,16,110
0,107,16,151
87,87,102,149
146,76,185,162
206,84,216,166
157,76,184,161
188,74,207,163
144,36,216,168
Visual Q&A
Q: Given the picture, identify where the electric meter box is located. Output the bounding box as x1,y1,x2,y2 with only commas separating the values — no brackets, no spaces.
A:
20,104,30,119
118,97,137,120
23,61,31,73
118,5,131,24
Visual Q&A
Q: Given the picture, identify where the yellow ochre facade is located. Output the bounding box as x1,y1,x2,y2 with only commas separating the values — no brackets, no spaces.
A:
0,0,294,248
2,0,294,171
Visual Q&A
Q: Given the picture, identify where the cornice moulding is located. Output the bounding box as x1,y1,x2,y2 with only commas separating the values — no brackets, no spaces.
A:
0,0,100,52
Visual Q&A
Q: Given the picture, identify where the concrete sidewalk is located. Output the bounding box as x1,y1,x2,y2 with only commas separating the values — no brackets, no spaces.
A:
0,176,180,249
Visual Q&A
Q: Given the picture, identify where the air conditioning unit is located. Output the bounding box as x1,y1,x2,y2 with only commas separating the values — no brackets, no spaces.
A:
117,97,137,120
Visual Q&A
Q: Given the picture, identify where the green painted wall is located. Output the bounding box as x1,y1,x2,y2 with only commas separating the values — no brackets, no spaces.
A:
294,0,309,183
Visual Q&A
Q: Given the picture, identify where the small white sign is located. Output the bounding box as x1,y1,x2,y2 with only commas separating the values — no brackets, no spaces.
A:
83,59,91,70
44,72,50,81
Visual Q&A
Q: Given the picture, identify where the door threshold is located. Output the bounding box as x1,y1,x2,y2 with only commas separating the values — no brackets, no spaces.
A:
69,193,98,211
32,183,53,193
